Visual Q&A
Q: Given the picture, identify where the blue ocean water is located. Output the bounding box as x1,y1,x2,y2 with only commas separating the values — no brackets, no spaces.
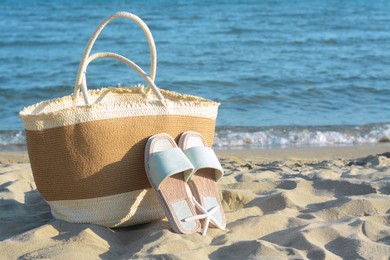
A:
1,0,390,148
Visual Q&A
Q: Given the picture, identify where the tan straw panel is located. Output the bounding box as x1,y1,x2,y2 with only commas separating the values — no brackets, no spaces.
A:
26,115,215,201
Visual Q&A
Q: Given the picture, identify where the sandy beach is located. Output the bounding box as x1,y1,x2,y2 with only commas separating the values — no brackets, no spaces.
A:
1,145,390,259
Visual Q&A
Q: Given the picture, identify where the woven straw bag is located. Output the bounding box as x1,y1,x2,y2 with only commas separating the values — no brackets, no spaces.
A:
20,12,219,227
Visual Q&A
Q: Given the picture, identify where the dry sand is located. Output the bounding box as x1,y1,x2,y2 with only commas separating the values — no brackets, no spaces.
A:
1,145,390,259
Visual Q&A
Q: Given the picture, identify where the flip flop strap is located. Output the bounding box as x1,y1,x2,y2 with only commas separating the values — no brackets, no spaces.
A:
149,147,194,190
184,146,224,181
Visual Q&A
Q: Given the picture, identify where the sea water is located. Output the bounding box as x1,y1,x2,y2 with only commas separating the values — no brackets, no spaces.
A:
1,0,390,149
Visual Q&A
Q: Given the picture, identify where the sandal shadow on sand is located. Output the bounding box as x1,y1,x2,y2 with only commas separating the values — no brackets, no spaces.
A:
179,131,226,236
145,133,201,234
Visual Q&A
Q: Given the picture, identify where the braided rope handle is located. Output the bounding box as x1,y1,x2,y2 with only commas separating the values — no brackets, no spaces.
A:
74,12,159,104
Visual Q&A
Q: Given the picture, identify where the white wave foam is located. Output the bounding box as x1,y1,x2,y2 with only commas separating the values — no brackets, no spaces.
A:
214,124,390,148
1,125,390,150
0,131,25,147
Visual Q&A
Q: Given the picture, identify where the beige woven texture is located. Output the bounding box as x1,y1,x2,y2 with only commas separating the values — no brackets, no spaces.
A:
20,87,218,130
49,189,163,227
19,12,219,227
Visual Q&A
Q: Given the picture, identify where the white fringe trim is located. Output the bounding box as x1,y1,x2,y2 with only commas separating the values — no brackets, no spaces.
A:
20,86,219,131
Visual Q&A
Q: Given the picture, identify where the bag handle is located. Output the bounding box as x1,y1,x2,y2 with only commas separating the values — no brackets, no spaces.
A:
81,52,165,102
74,12,157,104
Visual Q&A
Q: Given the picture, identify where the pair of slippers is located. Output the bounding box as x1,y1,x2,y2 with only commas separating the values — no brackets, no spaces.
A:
145,131,226,236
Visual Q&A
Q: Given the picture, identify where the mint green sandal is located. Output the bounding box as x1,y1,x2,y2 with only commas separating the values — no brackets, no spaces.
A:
145,133,201,234
179,131,226,236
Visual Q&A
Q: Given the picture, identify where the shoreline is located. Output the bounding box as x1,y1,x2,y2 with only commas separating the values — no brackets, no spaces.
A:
215,143,390,162
2,143,388,164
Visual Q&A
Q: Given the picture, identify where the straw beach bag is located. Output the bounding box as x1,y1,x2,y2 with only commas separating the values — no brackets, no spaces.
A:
20,12,219,227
